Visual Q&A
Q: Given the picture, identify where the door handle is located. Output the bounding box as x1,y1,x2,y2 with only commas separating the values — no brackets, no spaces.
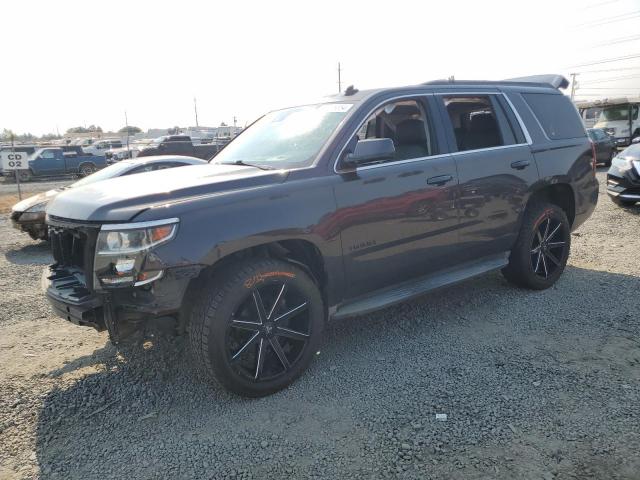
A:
510,160,530,170
426,174,453,186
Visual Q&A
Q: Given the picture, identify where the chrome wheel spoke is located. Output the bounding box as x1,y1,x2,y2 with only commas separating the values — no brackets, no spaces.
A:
230,319,261,332
270,337,291,370
531,245,541,254
534,251,542,273
275,326,309,341
547,223,561,241
547,241,566,248
546,250,561,266
273,302,308,324
541,252,549,278
254,338,265,379
542,218,551,241
252,289,268,324
268,284,287,320
232,331,260,362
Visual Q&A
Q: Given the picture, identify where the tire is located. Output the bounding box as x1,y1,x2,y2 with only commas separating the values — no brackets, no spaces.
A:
79,163,96,177
189,258,324,397
17,170,32,182
502,202,571,290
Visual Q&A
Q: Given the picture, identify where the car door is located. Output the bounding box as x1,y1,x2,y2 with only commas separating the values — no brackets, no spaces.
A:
333,96,460,299
435,93,538,261
37,149,65,175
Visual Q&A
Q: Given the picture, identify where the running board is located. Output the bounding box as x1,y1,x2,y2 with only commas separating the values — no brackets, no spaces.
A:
332,252,509,320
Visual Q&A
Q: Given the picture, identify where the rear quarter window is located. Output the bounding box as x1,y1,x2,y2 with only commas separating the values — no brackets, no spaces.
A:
522,93,585,140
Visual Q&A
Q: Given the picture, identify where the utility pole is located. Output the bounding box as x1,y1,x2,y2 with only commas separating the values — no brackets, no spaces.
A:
337,62,342,93
233,116,237,128
194,97,199,127
124,110,130,159
570,73,579,101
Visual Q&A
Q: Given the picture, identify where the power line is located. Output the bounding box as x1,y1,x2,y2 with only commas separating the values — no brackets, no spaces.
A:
577,66,640,74
570,53,640,68
591,33,640,47
577,10,640,27
580,73,640,84
584,0,621,8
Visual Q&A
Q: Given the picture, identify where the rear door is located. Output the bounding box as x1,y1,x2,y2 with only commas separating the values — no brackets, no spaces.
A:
333,95,460,298
436,93,537,260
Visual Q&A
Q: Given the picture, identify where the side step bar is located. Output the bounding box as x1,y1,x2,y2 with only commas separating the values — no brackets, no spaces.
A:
332,252,509,320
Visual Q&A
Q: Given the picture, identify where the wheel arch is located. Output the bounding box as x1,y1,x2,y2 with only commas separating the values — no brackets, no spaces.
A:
78,161,96,173
526,183,576,226
178,238,328,332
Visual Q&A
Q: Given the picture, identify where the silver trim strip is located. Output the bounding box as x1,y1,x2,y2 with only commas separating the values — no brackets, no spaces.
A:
619,194,640,200
334,92,533,173
100,218,180,231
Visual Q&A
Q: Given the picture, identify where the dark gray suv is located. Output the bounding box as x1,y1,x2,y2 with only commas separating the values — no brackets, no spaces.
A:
44,74,598,396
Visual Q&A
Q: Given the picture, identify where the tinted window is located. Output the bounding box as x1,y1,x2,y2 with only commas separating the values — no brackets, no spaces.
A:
354,99,434,162
443,96,504,151
522,93,585,140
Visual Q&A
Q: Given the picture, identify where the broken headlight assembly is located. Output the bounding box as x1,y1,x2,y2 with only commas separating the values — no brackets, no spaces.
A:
95,218,179,287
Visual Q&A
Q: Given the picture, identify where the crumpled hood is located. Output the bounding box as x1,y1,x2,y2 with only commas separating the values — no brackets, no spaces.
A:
12,189,61,213
46,163,288,222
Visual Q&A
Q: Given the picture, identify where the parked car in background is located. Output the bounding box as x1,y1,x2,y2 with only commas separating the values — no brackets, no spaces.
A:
136,135,220,160
83,138,123,157
587,128,617,166
15,147,107,181
43,74,598,397
606,143,640,207
11,155,206,240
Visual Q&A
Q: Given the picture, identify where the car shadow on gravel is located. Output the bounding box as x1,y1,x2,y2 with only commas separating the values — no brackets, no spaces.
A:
5,242,51,265
31,266,640,479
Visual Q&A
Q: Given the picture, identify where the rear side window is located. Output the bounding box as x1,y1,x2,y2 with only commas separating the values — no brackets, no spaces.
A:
442,95,504,152
522,93,585,140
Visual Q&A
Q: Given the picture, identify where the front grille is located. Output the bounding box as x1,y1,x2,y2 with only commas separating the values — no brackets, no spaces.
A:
48,224,99,290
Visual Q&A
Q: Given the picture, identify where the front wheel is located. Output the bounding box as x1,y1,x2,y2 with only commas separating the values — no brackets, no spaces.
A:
189,258,324,397
502,202,571,290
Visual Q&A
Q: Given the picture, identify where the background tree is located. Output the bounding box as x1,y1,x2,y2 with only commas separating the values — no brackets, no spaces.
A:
118,126,142,135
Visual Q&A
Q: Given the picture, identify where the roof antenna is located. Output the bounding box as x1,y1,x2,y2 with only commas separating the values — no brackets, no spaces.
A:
344,85,359,96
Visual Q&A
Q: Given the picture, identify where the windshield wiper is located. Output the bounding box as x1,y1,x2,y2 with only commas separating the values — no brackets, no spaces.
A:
221,160,275,170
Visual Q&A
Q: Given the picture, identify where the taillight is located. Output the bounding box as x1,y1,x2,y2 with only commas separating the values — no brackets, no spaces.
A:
590,140,597,172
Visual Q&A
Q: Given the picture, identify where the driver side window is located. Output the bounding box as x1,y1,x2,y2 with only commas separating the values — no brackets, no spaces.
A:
355,99,434,162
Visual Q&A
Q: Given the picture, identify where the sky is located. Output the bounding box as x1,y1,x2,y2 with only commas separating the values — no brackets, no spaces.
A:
2,0,640,136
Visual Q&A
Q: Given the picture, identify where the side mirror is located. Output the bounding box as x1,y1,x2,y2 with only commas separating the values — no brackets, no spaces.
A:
343,138,395,168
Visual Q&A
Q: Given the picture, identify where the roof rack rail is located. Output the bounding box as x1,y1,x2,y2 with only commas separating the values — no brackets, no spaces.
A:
423,74,569,90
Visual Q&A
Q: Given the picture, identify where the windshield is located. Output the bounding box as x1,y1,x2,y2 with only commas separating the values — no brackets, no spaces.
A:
69,161,133,188
152,136,166,144
214,103,353,168
599,105,639,122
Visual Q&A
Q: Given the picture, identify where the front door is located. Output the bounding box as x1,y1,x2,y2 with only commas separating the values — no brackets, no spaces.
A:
333,97,460,299
37,149,65,175
436,93,538,260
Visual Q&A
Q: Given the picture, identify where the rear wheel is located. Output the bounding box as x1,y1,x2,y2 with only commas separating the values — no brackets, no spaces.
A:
17,170,32,182
503,202,571,290
189,258,324,397
79,163,96,177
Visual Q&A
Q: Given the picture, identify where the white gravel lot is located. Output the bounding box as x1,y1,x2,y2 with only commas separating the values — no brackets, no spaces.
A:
0,169,639,480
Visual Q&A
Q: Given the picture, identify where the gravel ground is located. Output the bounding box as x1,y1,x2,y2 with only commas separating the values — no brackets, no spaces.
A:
0,169,639,480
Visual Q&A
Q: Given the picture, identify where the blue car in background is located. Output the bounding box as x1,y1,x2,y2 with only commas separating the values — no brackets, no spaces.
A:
16,147,107,182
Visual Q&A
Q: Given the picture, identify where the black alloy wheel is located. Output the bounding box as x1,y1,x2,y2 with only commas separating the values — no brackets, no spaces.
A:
190,258,324,397
530,216,567,280
226,282,311,382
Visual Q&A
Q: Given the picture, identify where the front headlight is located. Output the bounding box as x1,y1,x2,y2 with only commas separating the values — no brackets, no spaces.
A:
612,156,633,172
95,218,178,287
97,218,178,255
25,201,48,213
